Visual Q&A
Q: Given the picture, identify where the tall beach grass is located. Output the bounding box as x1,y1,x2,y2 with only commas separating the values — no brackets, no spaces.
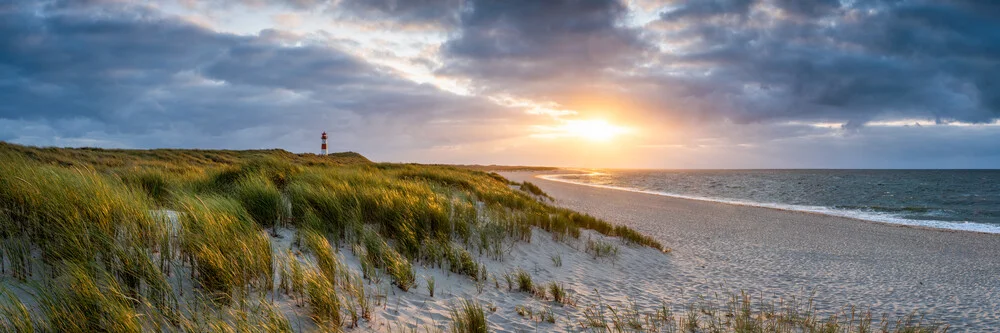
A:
0,142,947,332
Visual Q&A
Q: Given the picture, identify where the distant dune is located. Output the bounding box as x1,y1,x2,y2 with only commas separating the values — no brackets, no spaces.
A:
446,164,560,172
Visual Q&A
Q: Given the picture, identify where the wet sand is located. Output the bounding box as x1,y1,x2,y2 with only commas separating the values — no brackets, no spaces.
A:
502,171,1000,330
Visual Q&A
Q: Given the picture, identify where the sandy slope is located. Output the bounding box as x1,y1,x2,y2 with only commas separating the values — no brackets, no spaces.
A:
2,206,669,332
8,172,997,331
500,171,1000,330
259,215,672,332
159,211,673,332
344,229,670,332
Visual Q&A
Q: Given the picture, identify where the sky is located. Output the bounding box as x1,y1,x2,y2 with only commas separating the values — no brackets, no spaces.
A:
1,0,999,168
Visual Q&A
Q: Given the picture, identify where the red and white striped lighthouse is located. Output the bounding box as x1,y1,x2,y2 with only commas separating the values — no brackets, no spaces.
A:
320,132,328,156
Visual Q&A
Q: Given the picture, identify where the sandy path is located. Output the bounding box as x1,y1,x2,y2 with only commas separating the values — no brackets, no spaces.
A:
501,171,1000,330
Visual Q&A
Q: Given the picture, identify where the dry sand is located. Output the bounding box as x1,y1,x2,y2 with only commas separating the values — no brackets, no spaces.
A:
501,171,1000,330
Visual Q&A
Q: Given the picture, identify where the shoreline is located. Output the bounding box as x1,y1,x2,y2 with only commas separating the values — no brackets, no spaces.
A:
501,171,1000,330
535,171,1000,235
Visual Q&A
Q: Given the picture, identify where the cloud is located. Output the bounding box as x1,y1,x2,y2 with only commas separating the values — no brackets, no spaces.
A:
659,0,754,20
0,0,522,155
1,0,998,167
418,0,999,127
0,2,236,123
336,0,464,27
438,0,650,94
639,0,1000,125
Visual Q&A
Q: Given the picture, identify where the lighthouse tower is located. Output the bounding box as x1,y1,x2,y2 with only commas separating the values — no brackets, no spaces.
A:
321,132,328,156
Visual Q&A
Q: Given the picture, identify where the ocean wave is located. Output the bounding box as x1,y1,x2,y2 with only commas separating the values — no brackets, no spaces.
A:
540,173,1000,234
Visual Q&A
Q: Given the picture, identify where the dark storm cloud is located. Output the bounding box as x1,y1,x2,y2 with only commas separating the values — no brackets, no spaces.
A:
419,0,999,125
204,0,330,10
224,0,463,28
336,0,464,26
642,0,1000,125
0,2,235,124
741,124,1000,169
0,0,517,151
438,0,649,90
769,0,841,18
202,40,386,91
659,0,754,20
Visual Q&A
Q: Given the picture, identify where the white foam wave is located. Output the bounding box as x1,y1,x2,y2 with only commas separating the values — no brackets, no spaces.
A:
539,173,1000,234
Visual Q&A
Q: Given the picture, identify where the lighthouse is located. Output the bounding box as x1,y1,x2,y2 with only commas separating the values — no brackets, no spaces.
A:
321,132,328,156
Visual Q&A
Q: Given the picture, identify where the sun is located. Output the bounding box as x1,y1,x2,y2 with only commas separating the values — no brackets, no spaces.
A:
558,119,631,142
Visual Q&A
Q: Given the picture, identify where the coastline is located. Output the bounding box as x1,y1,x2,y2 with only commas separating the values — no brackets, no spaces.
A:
501,171,1000,329
536,172,1000,235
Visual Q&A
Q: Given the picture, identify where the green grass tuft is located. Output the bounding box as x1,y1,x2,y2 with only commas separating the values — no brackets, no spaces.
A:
450,299,488,333
178,195,272,302
514,268,533,293
234,175,284,229
518,181,551,200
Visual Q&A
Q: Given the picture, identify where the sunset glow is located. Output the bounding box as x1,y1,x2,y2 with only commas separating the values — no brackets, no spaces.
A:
559,119,632,142
2,2,999,330
533,119,633,142
2,0,999,168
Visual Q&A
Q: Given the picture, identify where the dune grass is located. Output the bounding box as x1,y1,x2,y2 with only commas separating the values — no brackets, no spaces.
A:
513,268,533,293
304,268,343,329
357,227,416,291
548,282,568,304
579,291,949,333
177,195,273,302
450,299,488,333
426,276,436,298
234,175,284,229
585,238,620,260
518,181,551,200
0,142,949,332
36,263,145,333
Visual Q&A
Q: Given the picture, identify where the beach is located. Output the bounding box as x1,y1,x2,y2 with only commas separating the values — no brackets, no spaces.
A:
1,141,989,332
501,171,1000,330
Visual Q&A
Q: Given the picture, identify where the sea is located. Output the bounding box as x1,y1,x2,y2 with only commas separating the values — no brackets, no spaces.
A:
542,169,1000,233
